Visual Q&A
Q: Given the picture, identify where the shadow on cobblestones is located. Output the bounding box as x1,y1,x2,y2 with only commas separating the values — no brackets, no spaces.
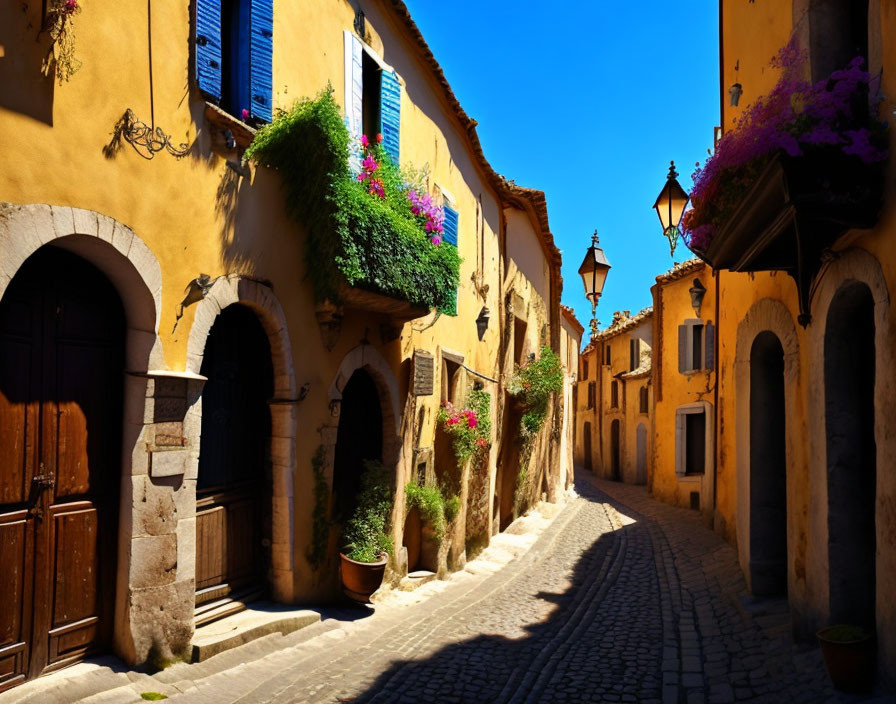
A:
346,481,658,704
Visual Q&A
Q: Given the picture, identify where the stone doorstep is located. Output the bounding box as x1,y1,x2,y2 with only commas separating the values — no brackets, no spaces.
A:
190,602,321,662
397,570,438,592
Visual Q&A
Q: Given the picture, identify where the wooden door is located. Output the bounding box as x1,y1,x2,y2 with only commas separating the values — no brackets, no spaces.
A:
0,248,123,691
196,305,272,623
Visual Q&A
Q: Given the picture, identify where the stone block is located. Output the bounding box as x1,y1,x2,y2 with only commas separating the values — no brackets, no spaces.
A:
132,475,178,536
129,580,195,664
130,534,178,588
96,213,116,247
268,401,296,438
176,517,196,584
49,205,74,239
270,436,295,467
150,449,189,477
72,207,98,236
272,464,294,499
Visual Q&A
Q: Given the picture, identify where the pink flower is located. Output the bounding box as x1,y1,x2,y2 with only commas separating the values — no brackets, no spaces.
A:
447,416,459,426
476,438,487,448
362,155,378,173
356,172,367,181
430,235,442,246
376,133,383,143
241,108,250,122
361,134,370,148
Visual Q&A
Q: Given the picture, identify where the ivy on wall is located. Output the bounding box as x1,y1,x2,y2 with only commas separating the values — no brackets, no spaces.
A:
244,88,460,312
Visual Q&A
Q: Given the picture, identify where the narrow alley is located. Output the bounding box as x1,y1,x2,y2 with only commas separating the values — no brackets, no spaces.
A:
35,469,866,704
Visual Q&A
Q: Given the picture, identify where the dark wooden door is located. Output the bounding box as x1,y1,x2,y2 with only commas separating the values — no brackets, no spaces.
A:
196,305,272,623
583,422,592,471
0,248,123,692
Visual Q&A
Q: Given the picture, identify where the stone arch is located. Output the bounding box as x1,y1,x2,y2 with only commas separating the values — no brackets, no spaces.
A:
321,344,403,574
0,203,163,370
0,203,178,664
734,298,800,597
806,247,890,638
186,275,297,602
327,343,401,465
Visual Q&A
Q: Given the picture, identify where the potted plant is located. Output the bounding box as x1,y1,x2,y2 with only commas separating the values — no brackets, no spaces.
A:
816,625,876,691
339,460,394,603
405,481,454,572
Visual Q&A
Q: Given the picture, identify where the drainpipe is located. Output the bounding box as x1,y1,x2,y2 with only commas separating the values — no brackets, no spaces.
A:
712,268,721,526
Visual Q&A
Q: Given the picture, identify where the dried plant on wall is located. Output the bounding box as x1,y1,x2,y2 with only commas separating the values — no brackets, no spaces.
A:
41,0,82,83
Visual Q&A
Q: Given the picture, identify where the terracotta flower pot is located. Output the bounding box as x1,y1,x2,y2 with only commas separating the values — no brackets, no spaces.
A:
339,552,387,603
817,625,876,692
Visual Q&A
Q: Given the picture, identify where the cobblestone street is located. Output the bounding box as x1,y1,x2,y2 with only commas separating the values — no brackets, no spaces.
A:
111,467,884,704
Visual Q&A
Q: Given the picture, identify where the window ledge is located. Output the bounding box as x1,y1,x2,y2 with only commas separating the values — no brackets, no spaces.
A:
204,102,257,149
676,473,704,482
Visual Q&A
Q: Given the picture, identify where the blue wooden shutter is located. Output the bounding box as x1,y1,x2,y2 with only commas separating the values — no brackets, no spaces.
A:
380,70,401,164
196,0,222,100
248,0,273,122
443,205,459,247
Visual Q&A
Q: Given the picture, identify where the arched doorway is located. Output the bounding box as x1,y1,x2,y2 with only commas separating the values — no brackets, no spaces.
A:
333,370,383,524
749,331,787,596
636,424,647,485
610,419,621,481
0,247,124,689
196,305,273,624
825,281,876,628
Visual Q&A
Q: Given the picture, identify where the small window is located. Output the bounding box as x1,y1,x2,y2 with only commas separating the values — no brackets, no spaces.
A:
629,338,641,372
582,360,589,381
678,320,714,373
605,345,611,366
361,51,382,139
611,380,619,408
675,404,711,476
587,382,596,410
639,386,649,414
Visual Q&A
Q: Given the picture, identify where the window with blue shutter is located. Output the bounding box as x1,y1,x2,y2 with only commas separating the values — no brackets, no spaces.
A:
441,205,459,315
443,205,459,247
344,31,363,171
380,70,401,164
249,0,273,123
195,0,272,123
195,0,223,100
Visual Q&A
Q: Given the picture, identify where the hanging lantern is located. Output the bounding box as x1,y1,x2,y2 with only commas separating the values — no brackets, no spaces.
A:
653,161,690,256
578,231,611,308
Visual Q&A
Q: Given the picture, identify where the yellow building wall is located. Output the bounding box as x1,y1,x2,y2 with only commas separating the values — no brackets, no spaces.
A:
715,0,896,678
0,0,558,607
650,267,716,511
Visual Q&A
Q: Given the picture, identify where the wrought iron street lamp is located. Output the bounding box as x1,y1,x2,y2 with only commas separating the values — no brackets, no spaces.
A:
578,230,611,337
653,160,690,256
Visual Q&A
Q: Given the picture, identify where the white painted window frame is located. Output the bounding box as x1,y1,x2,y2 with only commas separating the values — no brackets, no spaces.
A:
674,401,713,477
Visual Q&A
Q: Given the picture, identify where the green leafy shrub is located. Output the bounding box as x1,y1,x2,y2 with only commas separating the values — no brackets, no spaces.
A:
405,482,447,540
343,460,394,563
244,88,460,312
508,346,563,441
443,493,461,523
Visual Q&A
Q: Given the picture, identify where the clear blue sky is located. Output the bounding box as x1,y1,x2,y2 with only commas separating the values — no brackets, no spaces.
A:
403,0,720,339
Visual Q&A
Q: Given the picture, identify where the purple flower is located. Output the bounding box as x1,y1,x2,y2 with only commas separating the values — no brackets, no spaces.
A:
430,234,442,246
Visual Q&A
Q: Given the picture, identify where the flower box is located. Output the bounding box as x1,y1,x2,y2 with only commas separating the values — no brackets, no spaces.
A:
694,150,883,324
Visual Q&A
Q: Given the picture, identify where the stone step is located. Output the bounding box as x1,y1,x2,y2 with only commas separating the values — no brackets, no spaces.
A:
398,570,438,591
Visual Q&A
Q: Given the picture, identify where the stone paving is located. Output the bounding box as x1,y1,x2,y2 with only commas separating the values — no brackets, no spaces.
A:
13,468,892,703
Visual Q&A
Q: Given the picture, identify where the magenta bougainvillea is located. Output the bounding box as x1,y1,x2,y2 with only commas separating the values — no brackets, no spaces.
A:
355,133,445,243
683,40,888,252
408,189,445,245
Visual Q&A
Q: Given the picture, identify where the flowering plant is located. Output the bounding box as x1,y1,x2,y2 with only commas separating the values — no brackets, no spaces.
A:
437,389,491,466
408,190,445,245
508,346,563,440
42,0,83,83
244,89,460,312
683,40,888,253
353,133,445,243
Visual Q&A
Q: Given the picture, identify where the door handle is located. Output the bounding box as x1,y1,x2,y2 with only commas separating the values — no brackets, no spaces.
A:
32,474,55,491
